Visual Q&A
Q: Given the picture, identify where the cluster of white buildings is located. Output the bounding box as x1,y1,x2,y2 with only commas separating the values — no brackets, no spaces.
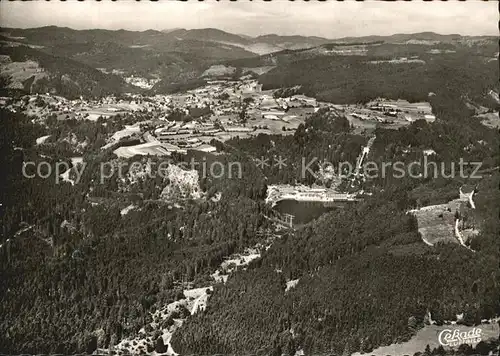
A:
345,99,436,125
124,75,160,90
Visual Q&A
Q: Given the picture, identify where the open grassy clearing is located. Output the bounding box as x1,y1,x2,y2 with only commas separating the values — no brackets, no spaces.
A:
409,199,464,246
113,142,171,158
477,112,500,129
351,321,499,356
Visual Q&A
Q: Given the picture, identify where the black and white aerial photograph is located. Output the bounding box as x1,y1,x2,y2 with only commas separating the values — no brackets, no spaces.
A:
0,1,498,355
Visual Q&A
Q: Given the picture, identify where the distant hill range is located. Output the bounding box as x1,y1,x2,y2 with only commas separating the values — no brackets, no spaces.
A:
161,28,333,55
0,26,497,98
331,31,490,43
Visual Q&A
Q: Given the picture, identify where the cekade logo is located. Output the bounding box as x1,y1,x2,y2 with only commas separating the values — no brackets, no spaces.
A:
438,327,482,347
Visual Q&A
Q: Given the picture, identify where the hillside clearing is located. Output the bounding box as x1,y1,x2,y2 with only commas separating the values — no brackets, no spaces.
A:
351,320,499,356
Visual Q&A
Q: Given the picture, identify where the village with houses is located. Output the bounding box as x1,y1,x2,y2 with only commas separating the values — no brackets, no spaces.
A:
1,76,439,162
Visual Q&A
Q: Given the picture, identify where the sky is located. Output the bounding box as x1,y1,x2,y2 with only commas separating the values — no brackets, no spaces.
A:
1,1,498,38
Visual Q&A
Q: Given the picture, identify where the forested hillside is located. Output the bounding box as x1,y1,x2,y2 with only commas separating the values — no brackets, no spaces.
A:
258,51,498,108
169,84,499,354
171,179,499,355
0,45,133,98
219,110,365,186
0,107,277,353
